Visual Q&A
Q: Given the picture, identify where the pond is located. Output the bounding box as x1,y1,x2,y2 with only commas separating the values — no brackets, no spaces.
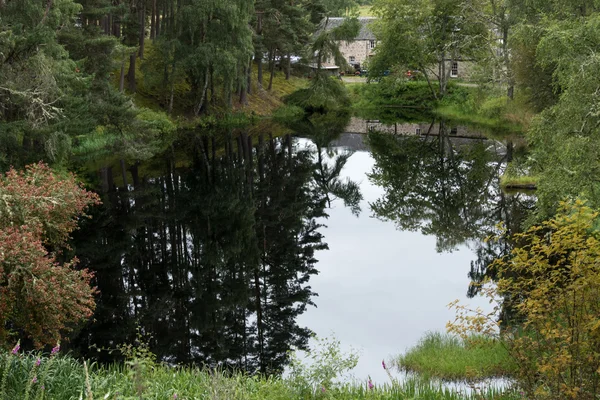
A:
66,118,534,383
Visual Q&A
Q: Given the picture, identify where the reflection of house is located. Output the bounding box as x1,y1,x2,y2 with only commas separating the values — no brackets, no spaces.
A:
326,17,377,70
307,63,339,77
345,117,486,139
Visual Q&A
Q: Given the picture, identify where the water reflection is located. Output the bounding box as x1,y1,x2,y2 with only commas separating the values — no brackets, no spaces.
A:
368,121,506,252
67,115,533,377
69,132,331,374
366,119,535,290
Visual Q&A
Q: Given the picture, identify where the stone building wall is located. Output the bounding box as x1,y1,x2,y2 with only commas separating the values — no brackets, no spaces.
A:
338,40,374,69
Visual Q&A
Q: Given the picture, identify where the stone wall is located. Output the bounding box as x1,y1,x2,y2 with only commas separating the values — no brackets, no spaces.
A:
338,40,374,69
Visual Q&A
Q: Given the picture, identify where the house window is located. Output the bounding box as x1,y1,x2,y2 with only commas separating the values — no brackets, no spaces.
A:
349,56,355,63
451,61,459,77
415,128,421,135
450,127,458,135
369,40,376,49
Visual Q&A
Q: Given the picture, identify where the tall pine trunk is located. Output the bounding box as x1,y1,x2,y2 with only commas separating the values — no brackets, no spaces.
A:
247,59,252,94
150,0,156,39
256,54,263,89
119,60,126,92
267,49,275,91
139,3,146,59
285,52,291,80
127,53,136,92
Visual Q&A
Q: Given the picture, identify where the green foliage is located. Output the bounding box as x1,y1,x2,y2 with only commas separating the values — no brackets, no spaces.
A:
524,14,600,218
287,335,359,396
353,80,437,110
395,332,515,381
449,200,600,399
370,0,487,97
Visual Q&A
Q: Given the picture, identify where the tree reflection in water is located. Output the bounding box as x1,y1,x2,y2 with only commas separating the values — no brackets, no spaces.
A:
68,131,336,375
367,120,535,295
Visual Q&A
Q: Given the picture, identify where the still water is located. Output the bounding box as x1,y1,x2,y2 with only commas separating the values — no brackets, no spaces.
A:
68,122,533,382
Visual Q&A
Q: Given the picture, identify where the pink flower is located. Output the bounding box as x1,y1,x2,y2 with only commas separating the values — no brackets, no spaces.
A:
368,379,374,390
51,343,60,355
321,386,326,393
35,358,41,367
11,342,20,355
32,376,38,384
382,359,386,370
173,394,177,399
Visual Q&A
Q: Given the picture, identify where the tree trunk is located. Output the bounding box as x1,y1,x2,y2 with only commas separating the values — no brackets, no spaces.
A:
240,65,248,105
247,59,252,94
267,49,275,91
194,67,210,116
256,54,263,89
285,52,291,80
119,60,126,92
161,0,167,34
150,0,156,39
139,3,146,59
209,64,215,108
113,15,120,37
120,159,128,189
128,52,136,92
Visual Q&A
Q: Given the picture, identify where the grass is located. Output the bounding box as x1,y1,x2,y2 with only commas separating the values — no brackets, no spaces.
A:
239,68,308,116
358,5,373,16
394,333,516,382
500,174,538,190
0,352,521,400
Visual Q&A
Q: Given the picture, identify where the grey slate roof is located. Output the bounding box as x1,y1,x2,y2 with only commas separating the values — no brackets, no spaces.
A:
322,17,376,41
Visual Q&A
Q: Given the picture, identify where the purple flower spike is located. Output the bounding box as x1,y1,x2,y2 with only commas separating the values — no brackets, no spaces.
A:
321,386,326,393
11,342,20,355
173,394,178,399
32,376,38,384
382,359,386,370
368,379,374,390
51,343,60,356
35,358,41,367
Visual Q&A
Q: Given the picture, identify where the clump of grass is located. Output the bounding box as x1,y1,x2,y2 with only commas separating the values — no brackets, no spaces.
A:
500,174,538,190
395,332,516,382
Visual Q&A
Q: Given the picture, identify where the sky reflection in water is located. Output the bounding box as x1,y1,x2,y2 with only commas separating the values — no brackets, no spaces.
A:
297,145,493,384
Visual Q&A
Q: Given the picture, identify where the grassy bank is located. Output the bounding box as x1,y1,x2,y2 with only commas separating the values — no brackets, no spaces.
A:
500,174,538,190
394,333,516,382
0,351,520,399
350,78,531,139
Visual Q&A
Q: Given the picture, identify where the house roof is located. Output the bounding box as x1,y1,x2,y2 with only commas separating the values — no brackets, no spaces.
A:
323,17,376,41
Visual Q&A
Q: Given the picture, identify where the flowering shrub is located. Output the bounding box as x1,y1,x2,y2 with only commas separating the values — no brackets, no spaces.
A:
0,163,100,347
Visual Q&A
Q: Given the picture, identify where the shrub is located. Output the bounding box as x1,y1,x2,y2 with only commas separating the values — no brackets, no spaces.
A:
449,200,600,399
0,163,100,347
